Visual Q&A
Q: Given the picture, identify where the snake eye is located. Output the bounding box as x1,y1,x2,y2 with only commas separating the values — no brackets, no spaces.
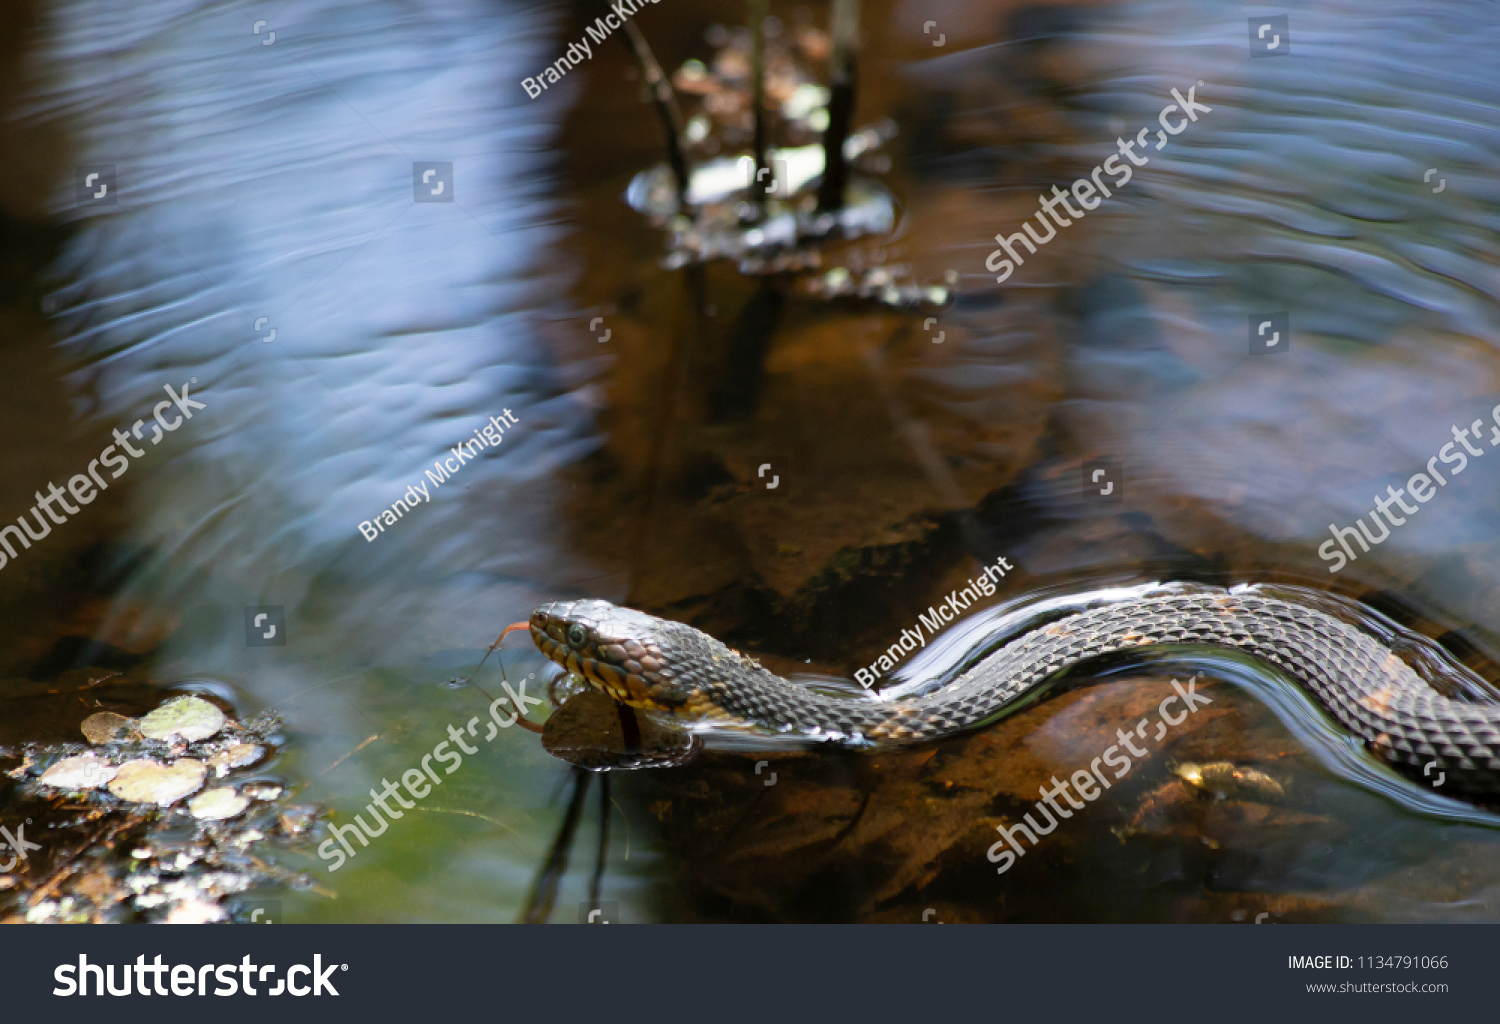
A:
567,624,586,648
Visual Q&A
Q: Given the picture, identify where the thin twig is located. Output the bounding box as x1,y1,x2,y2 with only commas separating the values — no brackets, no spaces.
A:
320,734,380,775
244,850,338,899
521,766,592,924
609,795,631,861
619,17,690,204
406,807,532,860
747,0,770,214
589,773,610,910
816,0,860,215
29,816,136,906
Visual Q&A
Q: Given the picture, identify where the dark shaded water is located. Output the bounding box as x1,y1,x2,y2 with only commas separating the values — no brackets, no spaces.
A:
4,0,1500,921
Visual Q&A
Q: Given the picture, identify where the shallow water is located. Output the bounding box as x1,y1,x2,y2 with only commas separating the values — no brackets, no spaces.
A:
4,0,1500,922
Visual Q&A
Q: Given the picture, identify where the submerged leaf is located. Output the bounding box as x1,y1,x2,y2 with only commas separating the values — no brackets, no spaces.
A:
139,696,225,742
107,758,207,806
189,787,250,820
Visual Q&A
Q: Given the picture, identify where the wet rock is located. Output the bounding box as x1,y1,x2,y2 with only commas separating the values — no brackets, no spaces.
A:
26,898,92,924
277,806,317,836
206,743,263,778
163,897,225,924
139,696,225,742
622,669,1370,921
1118,778,1197,840
803,264,955,309
107,758,207,806
542,689,701,770
72,870,118,904
189,787,249,821
38,753,118,790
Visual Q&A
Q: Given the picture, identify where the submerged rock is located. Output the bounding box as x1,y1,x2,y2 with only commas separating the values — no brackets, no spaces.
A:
1175,762,1286,802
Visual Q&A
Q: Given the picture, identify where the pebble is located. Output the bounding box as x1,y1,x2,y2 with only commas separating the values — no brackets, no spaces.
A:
206,743,262,778
277,806,316,835
164,898,225,924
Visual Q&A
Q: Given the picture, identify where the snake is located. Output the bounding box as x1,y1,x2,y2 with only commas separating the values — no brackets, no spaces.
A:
528,587,1500,795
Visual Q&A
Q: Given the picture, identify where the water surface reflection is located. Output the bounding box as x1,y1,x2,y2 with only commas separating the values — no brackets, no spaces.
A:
6,0,1500,921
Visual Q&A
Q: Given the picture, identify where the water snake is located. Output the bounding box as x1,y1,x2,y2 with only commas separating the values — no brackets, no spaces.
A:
529,587,1500,796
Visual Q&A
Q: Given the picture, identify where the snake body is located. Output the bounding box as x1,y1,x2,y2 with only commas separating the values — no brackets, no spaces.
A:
530,589,1500,795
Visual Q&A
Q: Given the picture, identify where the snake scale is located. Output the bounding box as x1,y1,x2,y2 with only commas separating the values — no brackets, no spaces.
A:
529,589,1500,795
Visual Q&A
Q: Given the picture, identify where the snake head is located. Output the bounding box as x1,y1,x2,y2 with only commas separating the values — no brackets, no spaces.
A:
530,599,692,713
